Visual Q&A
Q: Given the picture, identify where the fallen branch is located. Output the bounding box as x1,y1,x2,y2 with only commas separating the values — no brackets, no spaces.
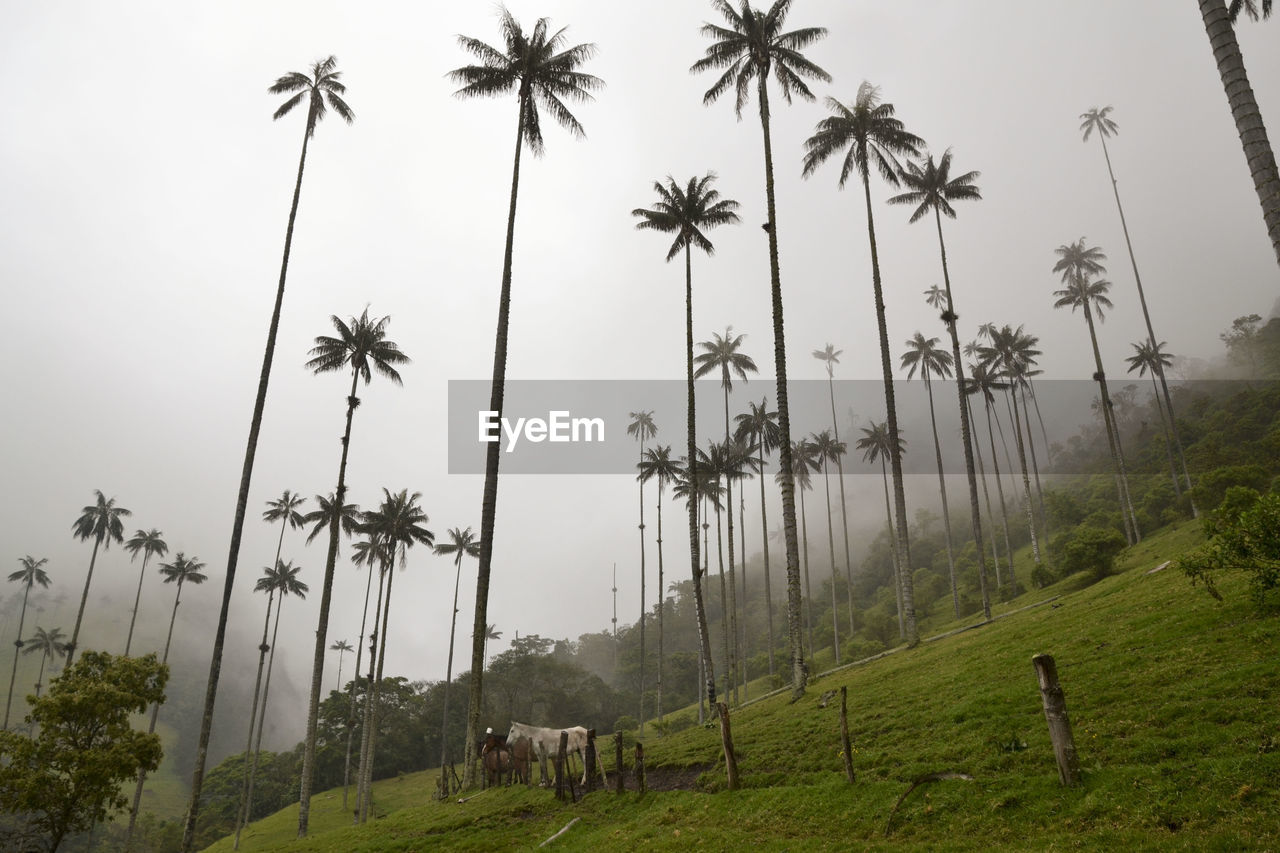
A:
456,788,489,804
883,771,975,837
538,816,581,848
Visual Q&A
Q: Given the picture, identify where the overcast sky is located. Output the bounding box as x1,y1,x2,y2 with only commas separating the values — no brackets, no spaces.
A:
2,1,1277,749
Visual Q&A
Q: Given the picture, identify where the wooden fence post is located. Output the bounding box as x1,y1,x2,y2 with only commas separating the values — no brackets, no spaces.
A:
614,730,624,794
635,743,646,795
555,731,568,801
1033,654,1081,786
715,702,739,790
584,729,597,793
839,686,855,783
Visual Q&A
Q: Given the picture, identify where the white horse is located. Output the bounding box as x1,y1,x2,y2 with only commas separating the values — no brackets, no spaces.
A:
506,721,606,786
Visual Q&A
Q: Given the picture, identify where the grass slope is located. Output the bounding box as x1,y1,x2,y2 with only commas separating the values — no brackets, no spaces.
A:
207,520,1280,851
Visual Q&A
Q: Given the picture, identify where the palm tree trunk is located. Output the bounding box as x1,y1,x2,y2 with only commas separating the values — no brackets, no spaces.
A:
187,113,314,853
360,561,397,823
1018,384,1051,547
637,442,646,734
982,396,1015,589
880,459,905,637
756,79,807,699
355,564,387,821
1009,384,1042,567
720,390,740,705
821,459,841,664
125,552,153,657
861,172,916,644
755,443,775,676
234,590,277,848
799,485,814,658
1149,372,1181,491
463,92,529,793
737,487,748,700
655,486,665,723
238,591,286,847
439,557,463,789
825,375,857,637
343,563,375,810
713,493,732,702
67,536,102,667
1198,0,1280,268
3,586,31,730
1082,303,1141,542
922,373,960,617
967,393,1003,588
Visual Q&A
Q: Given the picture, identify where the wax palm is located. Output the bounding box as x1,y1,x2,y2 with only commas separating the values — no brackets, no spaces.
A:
733,398,780,674
964,364,1015,588
1053,241,1141,542
1199,0,1280,267
237,560,308,847
856,422,908,636
433,526,480,790
723,437,760,700
330,640,353,693
120,530,169,657
5,557,50,729
900,332,962,616
777,438,819,656
303,493,360,552
263,491,307,570
186,59,352,848
354,490,433,822
811,344,857,634
340,530,391,810
627,411,657,733
696,442,737,702
68,490,131,665
299,308,409,822
809,430,847,663
22,626,67,700
633,173,739,710
1126,340,1182,490
694,0,829,696
639,445,682,721
802,82,923,642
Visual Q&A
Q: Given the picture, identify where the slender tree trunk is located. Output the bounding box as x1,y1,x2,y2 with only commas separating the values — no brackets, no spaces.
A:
360,560,397,823
343,563,375,810
821,458,841,664
1018,384,1051,547
637,441,646,734
756,80,807,699
355,564,387,821
238,591,286,847
439,557,463,787
3,586,31,730
720,389,740,705
655,485,665,722
124,552,154,657
825,375,857,636
755,441,775,676
186,114,314,853
922,373,960,617
712,490,733,703
463,92,529,792
1082,302,1141,543
234,589,276,848
1008,383,1042,567
799,484,814,658
967,394,1003,588
737,487,748,700
1148,372,1181,491
983,396,1015,588
1198,0,1280,269
67,537,102,667
880,461,905,637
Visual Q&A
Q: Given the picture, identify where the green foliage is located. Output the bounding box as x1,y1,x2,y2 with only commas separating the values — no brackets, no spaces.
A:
1055,526,1128,582
613,715,639,732
1190,464,1271,513
1179,490,1280,604
0,651,166,851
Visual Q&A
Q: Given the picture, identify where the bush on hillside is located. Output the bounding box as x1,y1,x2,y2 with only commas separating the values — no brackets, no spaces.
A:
1190,464,1270,513
1180,490,1280,605
1055,526,1128,582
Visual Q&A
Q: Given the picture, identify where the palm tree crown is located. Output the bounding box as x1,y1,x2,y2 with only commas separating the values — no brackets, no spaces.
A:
812,344,842,378
632,174,741,260
694,327,758,389
72,491,131,548
1228,0,1272,22
306,309,410,388
435,527,481,566
8,556,50,591
1079,105,1119,142
801,82,923,187
888,149,982,224
269,56,354,138
1053,237,1108,286
900,332,954,381
304,493,361,548
363,490,434,565
264,491,307,530
124,530,169,566
159,554,208,588
256,560,310,600
1125,339,1174,377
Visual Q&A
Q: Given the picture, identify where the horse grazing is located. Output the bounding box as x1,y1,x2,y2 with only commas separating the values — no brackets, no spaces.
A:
508,735,534,786
505,721,606,787
481,732,513,788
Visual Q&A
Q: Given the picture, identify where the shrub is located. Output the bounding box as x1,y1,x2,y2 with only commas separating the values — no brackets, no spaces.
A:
613,715,638,733
1179,491,1280,605
1030,563,1057,590
1057,526,1128,581
1190,464,1270,513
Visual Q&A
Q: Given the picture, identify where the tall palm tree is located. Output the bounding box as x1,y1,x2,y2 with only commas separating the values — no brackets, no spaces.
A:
965,364,1015,590
802,81,923,644
5,557,49,729
185,58,352,851
303,492,360,553
69,490,131,666
129,554,206,848
1080,107,1195,505
432,526,480,789
733,399,780,674
694,0,829,694
887,150,990,618
697,442,737,701
450,9,602,789
330,639,353,693
123,530,167,657
1126,340,1183,490
1052,239,1141,542
723,437,760,699
23,626,68,700
777,438,819,656
340,531,388,811
1198,0,1280,268
638,445,682,721
900,332,960,616
264,490,308,578
633,173,739,709
856,422,907,637
482,624,502,669
626,410,657,733
299,308,409,828
355,489,432,823
953,356,1003,587
810,430,846,663
810,345,858,636
236,561,308,849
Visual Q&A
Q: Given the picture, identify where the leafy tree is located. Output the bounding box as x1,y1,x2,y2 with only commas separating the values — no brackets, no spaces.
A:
298,308,409,830
626,409,656,733
449,7,602,790
184,56,352,853
733,399,781,674
1181,487,1280,603
1221,313,1265,374
69,490,131,665
5,556,49,729
123,529,168,656
694,0,830,695
432,526,480,789
633,172,739,710
0,651,166,853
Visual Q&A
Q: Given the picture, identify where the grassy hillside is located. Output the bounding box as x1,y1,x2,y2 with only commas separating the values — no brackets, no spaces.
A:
205,519,1280,851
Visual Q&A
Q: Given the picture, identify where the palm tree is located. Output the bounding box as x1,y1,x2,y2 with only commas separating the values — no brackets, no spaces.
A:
355,489,432,823
777,438,819,656
633,173,739,710
5,557,49,729
237,561,308,849
303,492,360,553
23,626,68,700
299,308,409,827
887,149,990,618
482,624,502,669
1080,107,1195,505
856,422,907,636
1126,340,1183,490
810,430,846,663
1052,239,1141,543
810,345,858,637
129,554,206,848
449,8,602,788
123,530,167,656
340,531,388,811
694,0,829,695
733,399,780,674
965,364,1015,590
900,332,960,616
432,527,480,790
626,410,657,733
185,57,352,852
1198,0,1280,268
638,445,682,721
69,490,131,666
697,442,737,701
264,490,308,576
802,81,923,644
330,640,353,693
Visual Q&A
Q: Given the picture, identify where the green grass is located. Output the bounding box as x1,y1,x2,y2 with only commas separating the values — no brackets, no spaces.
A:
205,519,1280,851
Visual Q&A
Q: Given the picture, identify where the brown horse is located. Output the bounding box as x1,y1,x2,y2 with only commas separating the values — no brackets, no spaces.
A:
508,735,534,786
481,733,512,788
